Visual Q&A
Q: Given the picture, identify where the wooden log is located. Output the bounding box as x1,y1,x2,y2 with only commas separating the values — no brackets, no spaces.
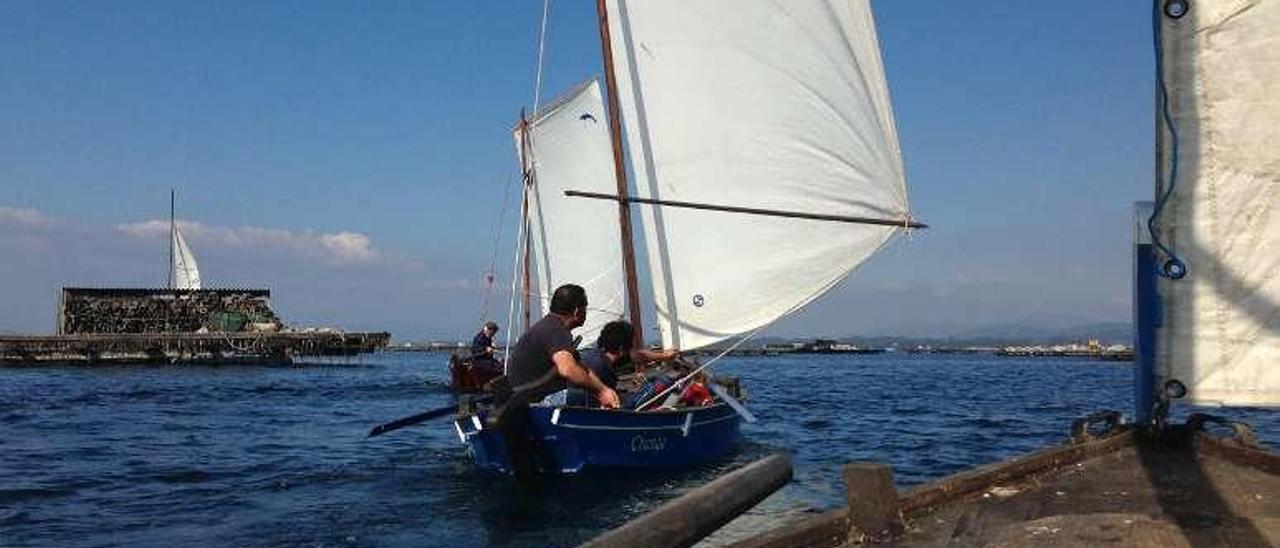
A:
843,463,902,541
581,453,793,548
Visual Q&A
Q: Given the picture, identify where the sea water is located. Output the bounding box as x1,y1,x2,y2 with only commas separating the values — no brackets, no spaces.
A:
3,352,1278,547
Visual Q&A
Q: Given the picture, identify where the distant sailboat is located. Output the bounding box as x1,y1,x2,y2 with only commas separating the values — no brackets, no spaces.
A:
168,190,202,290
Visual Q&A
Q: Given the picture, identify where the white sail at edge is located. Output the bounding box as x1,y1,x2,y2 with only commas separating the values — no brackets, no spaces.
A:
606,0,914,351
171,223,202,290
515,80,627,346
1155,1,1280,406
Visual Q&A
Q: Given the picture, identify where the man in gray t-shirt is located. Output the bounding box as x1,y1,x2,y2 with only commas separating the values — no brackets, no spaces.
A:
495,284,619,477
504,284,619,407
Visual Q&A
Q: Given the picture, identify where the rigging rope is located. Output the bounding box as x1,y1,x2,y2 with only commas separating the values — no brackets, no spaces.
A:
1147,0,1188,279
479,172,516,324
635,325,767,411
501,189,528,373
523,288,627,318
502,0,554,369
532,0,552,115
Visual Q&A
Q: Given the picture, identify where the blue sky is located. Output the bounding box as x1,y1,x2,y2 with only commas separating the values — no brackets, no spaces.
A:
0,1,1154,341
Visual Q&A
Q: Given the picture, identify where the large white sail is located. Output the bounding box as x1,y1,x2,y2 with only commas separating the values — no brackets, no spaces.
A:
171,223,202,290
515,80,627,345
1155,0,1280,406
606,0,913,350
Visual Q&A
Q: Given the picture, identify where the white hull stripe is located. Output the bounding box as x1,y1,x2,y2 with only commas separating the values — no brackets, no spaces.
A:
550,413,738,432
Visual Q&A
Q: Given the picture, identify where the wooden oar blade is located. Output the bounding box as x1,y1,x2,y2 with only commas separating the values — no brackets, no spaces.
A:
366,405,457,438
708,383,757,424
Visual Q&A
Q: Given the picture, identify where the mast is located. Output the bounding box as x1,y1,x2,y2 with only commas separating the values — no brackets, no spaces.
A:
522,196,532,331
518,113,533,331
595,0,645,349
168,189,175,289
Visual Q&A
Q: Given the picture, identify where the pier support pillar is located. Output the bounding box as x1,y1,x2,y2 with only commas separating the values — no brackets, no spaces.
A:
843,462,902,542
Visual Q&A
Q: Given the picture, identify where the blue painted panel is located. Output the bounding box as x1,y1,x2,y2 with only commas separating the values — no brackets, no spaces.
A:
461,403,742,474
1134,242,1157,424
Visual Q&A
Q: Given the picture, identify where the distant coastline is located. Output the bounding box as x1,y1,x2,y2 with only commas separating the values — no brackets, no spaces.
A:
388,335,1134,361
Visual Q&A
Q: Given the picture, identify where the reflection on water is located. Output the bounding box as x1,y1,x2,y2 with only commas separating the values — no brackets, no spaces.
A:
3,352,1277,547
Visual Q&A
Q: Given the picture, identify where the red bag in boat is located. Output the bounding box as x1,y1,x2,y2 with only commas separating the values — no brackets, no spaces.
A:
679,382,713,407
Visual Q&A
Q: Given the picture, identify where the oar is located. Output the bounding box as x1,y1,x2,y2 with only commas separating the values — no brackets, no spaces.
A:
708,383,757,424
367,405,459,438
366,394,496,438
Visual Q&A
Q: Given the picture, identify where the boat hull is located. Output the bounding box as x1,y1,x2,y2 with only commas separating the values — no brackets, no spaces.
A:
447,353,501,394
455,403,742,474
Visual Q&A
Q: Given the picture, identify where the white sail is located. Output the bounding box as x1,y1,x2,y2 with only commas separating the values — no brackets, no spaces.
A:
171,223,202,290
606,0,913,350
515,80,627,345
1155,0,1280,406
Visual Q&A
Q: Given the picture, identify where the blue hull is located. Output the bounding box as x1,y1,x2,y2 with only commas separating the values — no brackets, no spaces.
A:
454,403,742,474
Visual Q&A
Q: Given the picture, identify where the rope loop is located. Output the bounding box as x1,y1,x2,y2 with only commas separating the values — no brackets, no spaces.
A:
1149,0,1190,280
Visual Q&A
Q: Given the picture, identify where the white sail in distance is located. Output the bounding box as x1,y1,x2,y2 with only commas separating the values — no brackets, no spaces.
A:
515,80,627,345
606,0,914,350
171,223,202,290
1155,0,1280,406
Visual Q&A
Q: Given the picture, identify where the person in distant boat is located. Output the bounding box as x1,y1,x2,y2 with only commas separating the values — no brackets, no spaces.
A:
469,321,502,373
492,284,620,476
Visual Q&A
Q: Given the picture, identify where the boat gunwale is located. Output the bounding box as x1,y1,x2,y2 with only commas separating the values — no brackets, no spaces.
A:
529,400,736,417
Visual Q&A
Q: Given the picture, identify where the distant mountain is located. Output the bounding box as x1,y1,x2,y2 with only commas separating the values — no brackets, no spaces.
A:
947,321,1131,346
757,318,1132,348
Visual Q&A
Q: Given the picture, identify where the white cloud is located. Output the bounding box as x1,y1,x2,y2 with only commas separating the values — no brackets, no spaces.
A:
116,219,385,266
319,231,379,265
0,206,54,228
423,277,475,290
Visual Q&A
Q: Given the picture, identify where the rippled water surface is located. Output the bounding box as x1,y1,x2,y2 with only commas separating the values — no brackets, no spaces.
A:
4,352,1279,547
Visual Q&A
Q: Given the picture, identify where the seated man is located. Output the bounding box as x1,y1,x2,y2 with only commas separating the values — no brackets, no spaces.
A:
470,321,502,374
567,320,681,408
566,321,631,407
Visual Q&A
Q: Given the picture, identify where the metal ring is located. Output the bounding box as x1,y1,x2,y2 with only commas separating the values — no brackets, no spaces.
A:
1164,0,1189,19
1163,259,1188,279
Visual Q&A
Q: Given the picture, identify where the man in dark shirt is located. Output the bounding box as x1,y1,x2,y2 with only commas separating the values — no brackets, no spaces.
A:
567,320,632,407
469,321,501,373
567,320,682,407
504,284,620,408
495,284,619,477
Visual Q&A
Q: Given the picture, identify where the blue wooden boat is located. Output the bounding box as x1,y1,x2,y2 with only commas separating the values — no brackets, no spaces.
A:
479,0,919,475
454,401,741,474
